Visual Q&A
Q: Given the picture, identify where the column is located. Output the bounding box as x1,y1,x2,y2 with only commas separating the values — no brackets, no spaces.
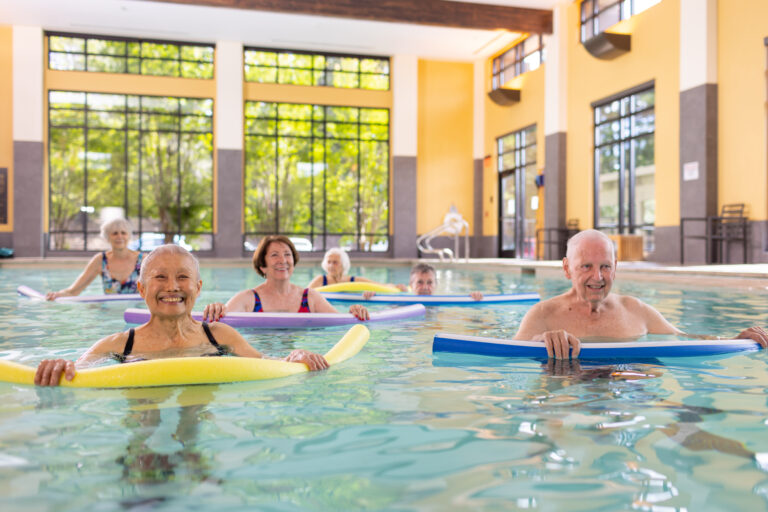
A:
391,54,418,258
12,26,44,257
677,0,718,264
472,59,495,257
214,41,244,258
543,3,569,259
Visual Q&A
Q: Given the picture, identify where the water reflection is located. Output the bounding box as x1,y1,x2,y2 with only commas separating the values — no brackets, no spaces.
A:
115,387,219,498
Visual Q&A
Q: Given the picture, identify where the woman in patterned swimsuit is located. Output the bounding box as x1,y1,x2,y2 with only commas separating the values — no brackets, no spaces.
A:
45,218,143,300
203,235,369,323
35,244,328,386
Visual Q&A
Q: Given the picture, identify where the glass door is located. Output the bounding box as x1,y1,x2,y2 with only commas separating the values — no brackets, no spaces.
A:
499,171,517,257
498,166,537,258
497,125,537,259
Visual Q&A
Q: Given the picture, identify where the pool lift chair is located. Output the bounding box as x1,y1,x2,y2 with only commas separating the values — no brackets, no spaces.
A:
417,206,470,262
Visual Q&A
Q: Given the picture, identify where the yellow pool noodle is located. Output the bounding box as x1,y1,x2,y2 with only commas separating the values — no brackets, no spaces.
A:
0,324,369,388
316,282,400,293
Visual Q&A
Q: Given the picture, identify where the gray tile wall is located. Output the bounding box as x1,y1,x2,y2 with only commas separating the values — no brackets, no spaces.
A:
214,148,244,258
543,132,567,259
13,141,44,257
679,84,717,264
393,156,418,258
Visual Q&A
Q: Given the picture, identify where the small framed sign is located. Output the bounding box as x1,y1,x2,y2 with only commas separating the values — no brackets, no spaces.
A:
682,161,699,182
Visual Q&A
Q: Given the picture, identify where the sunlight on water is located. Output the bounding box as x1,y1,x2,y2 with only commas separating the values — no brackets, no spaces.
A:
1,264,768,511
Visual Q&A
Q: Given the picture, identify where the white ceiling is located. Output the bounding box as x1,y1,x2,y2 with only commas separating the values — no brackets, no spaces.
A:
0,0,560,60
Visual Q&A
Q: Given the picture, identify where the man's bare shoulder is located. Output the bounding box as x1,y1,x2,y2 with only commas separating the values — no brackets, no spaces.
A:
615,293,652,311
531,292,572,314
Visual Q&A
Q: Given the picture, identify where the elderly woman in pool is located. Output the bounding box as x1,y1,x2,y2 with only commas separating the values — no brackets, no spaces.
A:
307,247,398,289
34,244,328,386
203,235,369,322
45,217,144,300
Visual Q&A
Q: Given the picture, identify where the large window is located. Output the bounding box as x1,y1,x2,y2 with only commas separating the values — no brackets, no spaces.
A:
47,32,214,79
492,35,545,90
593,85,655,249
244,101,389,252
48,91,214,251
580,0,661,42
244,48,389,90
497,125,538,259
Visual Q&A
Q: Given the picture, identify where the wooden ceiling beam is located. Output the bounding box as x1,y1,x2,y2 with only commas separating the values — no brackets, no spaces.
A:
135,0,553,34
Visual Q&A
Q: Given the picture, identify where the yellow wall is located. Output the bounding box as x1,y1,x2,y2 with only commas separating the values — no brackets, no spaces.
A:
0,26,12,232
482,60,546,237
46,70,216,99
244,82,390,109
417,60,475,235
565,0,679,229
718,0,768,221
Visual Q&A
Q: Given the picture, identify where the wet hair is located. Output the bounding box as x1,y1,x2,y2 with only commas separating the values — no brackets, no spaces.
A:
565,229,616,261
410,263,437,281
100,217,133,241
139,244,200,284
321,247,351,274
252,235,299,278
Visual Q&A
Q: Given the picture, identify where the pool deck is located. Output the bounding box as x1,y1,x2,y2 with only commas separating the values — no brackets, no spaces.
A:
3,256,767,288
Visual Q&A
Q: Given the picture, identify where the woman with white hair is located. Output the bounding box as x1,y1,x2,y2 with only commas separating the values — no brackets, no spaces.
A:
45,217,144,300
35,244,328,385
308,247,380,289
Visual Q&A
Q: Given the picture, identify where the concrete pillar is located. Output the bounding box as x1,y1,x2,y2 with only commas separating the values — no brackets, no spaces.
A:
677,0,718,264
214,41,244,258
392,54,418,258
472,58,496,257
542,3,569,259
12,25,44,257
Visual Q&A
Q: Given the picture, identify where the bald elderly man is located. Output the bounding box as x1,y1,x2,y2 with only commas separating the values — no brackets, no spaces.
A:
514,229,768,358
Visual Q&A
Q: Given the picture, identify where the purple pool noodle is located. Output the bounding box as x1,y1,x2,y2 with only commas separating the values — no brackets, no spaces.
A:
124,303,426,328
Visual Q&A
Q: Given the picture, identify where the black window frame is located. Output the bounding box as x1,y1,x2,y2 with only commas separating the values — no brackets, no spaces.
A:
46,90,215,253
243,47,390,91
46,31,215,79
243,100,390,254
580,0,660,42
491,35,545,90
592,81,656,246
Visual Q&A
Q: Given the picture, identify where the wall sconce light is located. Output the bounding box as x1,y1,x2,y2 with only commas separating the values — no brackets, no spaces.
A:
487,87,521,106
582,32,631,59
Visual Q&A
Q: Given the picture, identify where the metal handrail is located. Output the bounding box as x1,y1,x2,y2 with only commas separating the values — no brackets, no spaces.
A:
417,209,470,262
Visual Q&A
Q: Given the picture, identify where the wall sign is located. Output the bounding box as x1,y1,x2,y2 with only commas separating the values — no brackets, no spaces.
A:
682,161,699,181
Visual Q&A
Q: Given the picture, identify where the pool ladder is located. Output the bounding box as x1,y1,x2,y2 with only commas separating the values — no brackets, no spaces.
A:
417,206,470,262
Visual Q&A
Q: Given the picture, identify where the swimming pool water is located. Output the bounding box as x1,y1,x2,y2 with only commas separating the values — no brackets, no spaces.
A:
1,264,768,511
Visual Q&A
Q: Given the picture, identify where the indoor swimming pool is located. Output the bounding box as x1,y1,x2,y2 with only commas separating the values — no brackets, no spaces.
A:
1,263,768,511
